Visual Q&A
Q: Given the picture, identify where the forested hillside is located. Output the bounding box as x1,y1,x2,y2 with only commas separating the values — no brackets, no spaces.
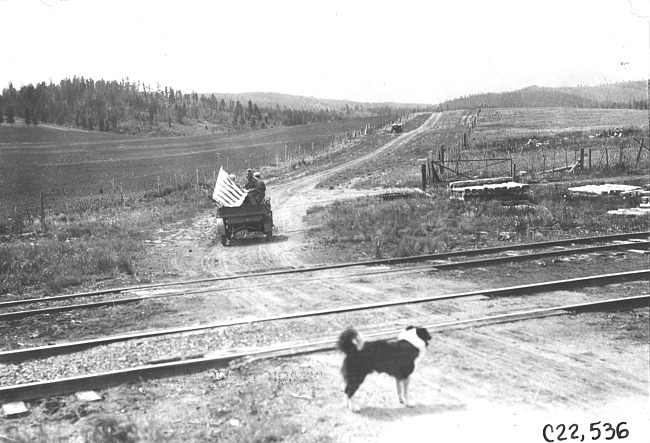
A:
438,81,648,111
0,77,411,136
556,80,648,108
2,77,645,135
212,92,428,114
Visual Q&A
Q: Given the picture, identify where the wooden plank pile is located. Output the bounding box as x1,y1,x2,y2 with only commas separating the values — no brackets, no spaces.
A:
449,177,513,189
567,184,644,196
607,207,650,216
607,192,650,216
449,178,530,202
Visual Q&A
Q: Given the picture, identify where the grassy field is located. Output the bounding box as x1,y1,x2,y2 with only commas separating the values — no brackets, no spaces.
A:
471,108,648,178
306,107,649,260
306,183,649,262
1,108,647,296
313,108,648,191
0,115,400,295
0,116,390,229
0,187,213,295
316,109,478,189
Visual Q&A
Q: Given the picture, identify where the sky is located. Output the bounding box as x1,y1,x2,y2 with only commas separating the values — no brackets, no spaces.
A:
1,0,648,104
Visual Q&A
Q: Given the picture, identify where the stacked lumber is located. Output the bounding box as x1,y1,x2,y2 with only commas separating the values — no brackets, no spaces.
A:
607,190,650,217
448,177,512,189
568,184,644,196
641,195,650,208
607,207,650,216
450,181,530,201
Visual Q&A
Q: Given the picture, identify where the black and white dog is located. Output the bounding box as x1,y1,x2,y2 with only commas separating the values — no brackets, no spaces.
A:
338,326,432,412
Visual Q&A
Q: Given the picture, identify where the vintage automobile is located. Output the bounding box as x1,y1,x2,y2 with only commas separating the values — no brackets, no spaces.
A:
216,199,273,246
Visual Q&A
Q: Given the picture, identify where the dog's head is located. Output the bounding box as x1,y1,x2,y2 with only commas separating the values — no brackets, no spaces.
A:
405,326,432,347
351,331,364,351
338,327,365,353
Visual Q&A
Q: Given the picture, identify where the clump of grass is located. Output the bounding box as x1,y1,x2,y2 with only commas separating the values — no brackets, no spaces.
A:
77,415,139,443
310,195,462,257
307,184,649,259
0,186,212,296
0,234,141,295
1,415,140,443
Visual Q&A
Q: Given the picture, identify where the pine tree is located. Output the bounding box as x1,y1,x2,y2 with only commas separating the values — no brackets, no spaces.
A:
6,106,14,124
246,99,253,121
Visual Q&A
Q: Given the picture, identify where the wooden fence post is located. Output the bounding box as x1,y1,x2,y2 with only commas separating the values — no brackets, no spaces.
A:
619,142,623,166
40,191,46,230
580,148,585,170
553,147,556,171
636,137,646,162
588,148,592,171
421,164,427,191
431,163,440,182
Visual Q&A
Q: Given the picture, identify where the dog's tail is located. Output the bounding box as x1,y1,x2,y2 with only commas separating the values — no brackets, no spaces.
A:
338,328,363,355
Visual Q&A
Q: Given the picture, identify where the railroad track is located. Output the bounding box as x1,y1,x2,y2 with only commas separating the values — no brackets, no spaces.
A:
1,231,648,321
1,269,647,364
1,292,647,404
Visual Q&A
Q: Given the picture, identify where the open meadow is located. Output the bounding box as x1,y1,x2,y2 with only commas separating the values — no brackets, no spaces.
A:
2,108,648,296
0,115,402,295
0,115,391,230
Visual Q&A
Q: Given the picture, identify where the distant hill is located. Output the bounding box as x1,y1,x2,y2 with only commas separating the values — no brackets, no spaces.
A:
438,80,647,111
556,80,647,104
201,91,430,112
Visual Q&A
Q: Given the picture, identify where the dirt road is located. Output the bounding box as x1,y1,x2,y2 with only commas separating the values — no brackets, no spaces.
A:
152,112,442,275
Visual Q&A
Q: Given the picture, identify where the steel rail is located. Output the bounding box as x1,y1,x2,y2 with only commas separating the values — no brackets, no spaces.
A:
1,294,647,404
1,240,648,322
428,241,649,270
1,269,647,364
1,231,647,311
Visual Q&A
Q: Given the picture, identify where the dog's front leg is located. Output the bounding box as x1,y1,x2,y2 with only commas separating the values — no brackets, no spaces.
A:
403,377,413,407
346,395,360,412
395,379,404,404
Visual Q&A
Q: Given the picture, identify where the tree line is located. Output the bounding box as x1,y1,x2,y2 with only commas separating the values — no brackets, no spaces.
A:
0,77,393,133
